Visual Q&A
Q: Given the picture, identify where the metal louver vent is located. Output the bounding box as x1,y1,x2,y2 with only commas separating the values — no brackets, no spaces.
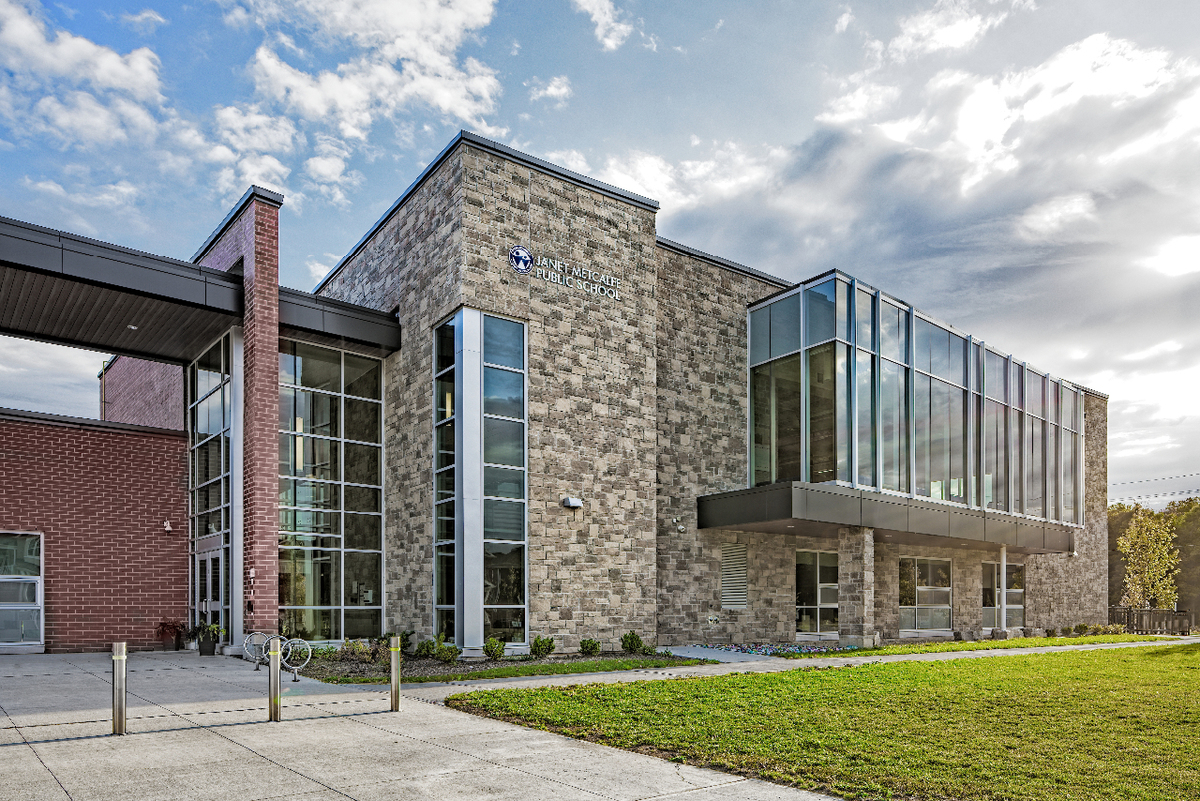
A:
720,542,748,609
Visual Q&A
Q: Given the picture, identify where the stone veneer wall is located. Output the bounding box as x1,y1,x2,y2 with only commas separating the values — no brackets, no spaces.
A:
455,146,659,650
323,143,660,650
652,245,790,645
317,151,466,640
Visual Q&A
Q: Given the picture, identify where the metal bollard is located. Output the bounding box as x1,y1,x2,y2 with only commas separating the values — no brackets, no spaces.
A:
268,642,281,722
389,636,400,712
112,642,126,735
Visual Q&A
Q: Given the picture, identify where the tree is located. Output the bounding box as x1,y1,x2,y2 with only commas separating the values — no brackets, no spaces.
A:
1118,507,1181,609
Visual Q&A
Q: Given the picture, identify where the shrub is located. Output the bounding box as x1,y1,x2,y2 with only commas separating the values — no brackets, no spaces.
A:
435,643,462,663
1074,623,1089,635
621,631,644,654
530,635,556,657
579,638,601,657
483,637,506,660
1046,627,1058,637
414,634,443,659
641,644,660,656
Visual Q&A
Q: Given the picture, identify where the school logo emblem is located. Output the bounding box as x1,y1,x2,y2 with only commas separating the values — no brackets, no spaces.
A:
508,245,533,275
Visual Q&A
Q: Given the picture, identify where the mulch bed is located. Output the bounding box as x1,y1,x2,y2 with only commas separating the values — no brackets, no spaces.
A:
301,652,702,682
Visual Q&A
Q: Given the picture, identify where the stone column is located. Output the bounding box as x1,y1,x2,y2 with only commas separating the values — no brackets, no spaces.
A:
838,526,877,647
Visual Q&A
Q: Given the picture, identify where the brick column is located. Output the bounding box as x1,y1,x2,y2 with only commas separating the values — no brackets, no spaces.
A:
197,187,282,637
838,526,877,647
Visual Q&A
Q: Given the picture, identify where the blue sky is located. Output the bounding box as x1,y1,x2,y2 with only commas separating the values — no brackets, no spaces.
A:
1,0,1199,503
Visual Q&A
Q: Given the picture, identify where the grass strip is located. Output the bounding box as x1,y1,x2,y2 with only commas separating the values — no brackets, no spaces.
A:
448,643,1200,801
310,656,714,685
783,633,1170,658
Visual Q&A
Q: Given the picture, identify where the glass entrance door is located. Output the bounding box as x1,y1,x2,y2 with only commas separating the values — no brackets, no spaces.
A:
982,562,1024,629
196,551,225,637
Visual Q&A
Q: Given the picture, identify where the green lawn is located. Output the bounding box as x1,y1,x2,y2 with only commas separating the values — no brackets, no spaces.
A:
448,643,1200,800
312,656,714,685
784,633,1168,659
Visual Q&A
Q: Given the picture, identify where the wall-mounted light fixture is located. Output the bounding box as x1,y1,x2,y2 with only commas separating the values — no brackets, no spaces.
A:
561,497,583,509
162,520,172,533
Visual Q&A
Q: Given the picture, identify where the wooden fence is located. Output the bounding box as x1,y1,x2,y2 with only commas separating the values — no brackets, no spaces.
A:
1109,607,1195,635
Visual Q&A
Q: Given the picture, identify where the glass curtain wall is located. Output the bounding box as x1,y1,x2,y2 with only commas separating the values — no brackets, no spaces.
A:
434,310,528,649
278,340,383,641
748,272,1084,525
0,533,42,645
189,334,231,638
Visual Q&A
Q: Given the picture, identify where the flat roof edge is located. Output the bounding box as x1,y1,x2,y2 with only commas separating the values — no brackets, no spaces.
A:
192,185,284,264
0,406,186,437
315,130,661,294
656,237,789,288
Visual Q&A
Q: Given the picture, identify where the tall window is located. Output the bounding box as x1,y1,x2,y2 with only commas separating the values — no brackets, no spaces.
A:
482,315,527,643
188,334,231,636
434,318,456,641
0,532,42,645
796,551,838,635
278,340,383,641
899,557,952,633
434,310,528,649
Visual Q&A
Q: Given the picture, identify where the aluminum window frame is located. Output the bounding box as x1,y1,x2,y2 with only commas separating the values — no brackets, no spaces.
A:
279,336,385,644
0,530,44,647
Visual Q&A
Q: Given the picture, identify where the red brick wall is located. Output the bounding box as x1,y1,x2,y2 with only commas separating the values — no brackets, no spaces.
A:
100,357,184,430
198,197,280,633
0,409,188,652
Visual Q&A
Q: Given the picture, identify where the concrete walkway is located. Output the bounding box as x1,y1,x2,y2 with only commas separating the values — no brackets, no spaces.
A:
2,639,1193,800
0,651,831,801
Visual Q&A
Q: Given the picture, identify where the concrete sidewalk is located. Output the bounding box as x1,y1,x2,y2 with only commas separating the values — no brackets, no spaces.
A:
3,639,1191,800
0,651,831,801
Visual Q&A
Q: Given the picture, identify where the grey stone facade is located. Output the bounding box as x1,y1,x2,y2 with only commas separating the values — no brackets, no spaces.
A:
318,134,1109,651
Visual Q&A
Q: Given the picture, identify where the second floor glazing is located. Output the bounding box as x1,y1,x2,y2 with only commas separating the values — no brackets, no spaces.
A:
749,271,1084,526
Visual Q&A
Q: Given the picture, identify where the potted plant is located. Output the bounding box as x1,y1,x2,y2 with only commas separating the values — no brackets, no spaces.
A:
154,618,187,651
188,622,226,656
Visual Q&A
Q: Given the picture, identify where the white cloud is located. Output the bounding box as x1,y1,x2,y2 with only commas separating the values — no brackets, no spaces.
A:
0,0,163,101
1122,341,1183,362
233,0,504,138
1139,235,1200,277
528,75,572,108
120,9,167,35
817,83,900,125
1018,193,1095,239
835,9,854,34
214,105,297,153
510,39,520,56
305,253,340,284
544,149,590,174
888,0,1008,63
22,176,140,207
570,0,632,51
597,141,788,214
0,336,109,419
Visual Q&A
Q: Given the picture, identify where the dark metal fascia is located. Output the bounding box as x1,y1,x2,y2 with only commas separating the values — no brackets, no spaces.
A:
315,130,662,294
277,286,401,352
0,214,244,313
655,237,789,288
191,185,285,263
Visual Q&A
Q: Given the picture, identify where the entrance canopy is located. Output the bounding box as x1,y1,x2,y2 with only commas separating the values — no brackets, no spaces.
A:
0,214,400,364
697,481,1075,555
